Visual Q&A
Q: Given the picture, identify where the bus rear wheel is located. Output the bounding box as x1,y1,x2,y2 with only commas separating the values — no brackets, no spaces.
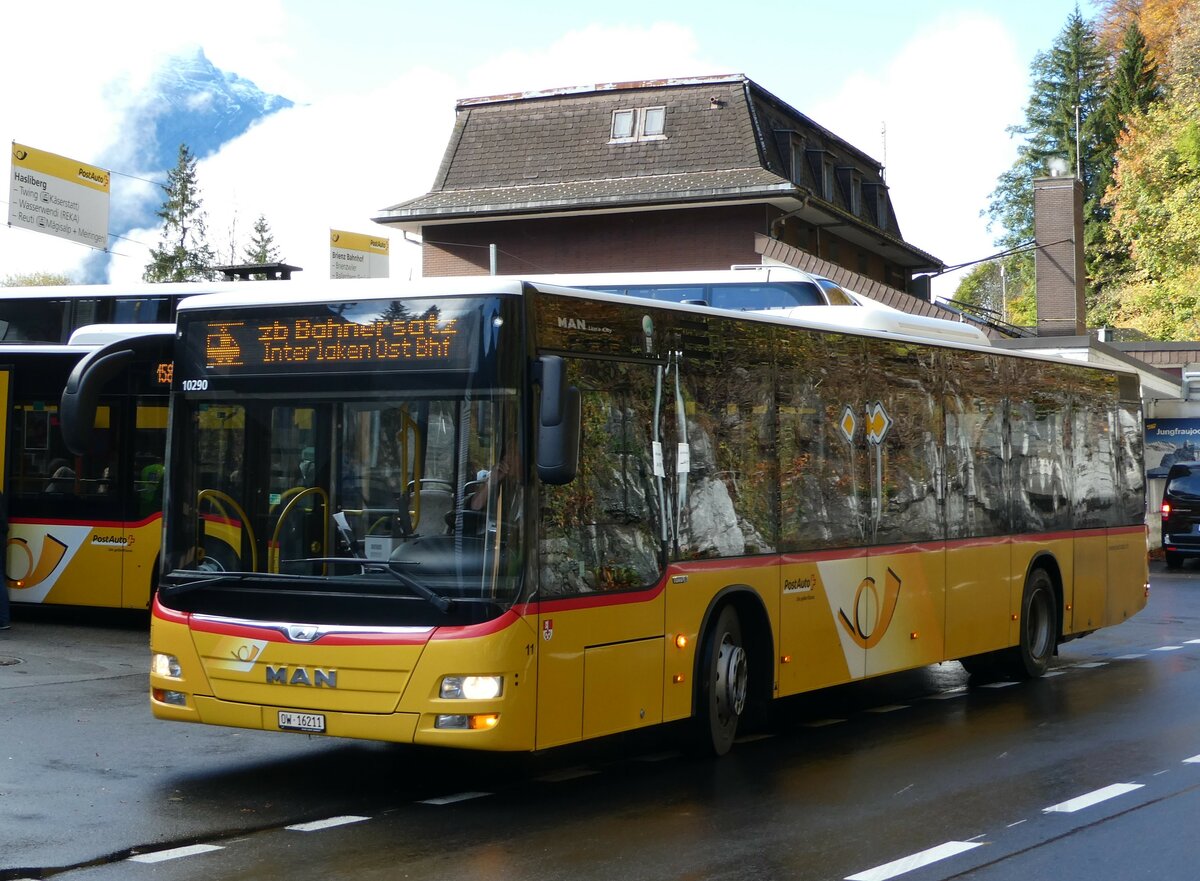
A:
692,605,747,757
1002,568,1057,679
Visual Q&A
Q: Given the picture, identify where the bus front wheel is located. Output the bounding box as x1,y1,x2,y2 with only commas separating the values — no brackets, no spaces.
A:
692,605,748,757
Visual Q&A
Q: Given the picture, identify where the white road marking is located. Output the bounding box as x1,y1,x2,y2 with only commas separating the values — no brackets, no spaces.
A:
1006,819,1027,828
286,816,369,832
1183,754,1200,764
980,681,1017,688
1072,662,1108,669
1114,653,1147,660
1185,639,1200,645
844,840,983,881
1043,670,1067,677
866,704,910,713
1042,783,1143,813
1154,646,1183,652
419,791,491,805
128,844,223,863
802,718,847,727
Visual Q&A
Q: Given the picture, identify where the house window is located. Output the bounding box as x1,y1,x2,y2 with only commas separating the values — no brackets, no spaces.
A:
610,106,667,143
642,106,665,137
822,160,834,200
791,140,806,185
849,173,862,215
612,109,635,140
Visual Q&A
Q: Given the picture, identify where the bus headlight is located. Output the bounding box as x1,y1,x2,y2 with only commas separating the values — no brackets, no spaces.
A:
152,653,183,679
440,675,503,700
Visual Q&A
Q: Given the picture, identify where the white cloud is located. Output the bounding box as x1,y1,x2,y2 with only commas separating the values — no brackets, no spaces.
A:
807,11,1027,300
3,13,1022,296
110,22,717,285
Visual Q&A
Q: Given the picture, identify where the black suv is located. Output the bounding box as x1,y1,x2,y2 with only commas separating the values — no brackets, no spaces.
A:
1161,462,1200,568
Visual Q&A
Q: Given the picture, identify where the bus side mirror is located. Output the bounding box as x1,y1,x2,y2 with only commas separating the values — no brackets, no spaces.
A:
60,331,175,456
536,355,580,485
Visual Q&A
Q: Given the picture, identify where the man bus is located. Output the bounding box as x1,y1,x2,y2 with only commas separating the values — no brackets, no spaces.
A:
63,277,1148,755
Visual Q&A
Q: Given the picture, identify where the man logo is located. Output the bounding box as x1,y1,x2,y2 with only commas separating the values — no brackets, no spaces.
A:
266,666,338,688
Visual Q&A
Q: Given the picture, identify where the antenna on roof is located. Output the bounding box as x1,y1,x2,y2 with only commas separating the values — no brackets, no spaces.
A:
881,121,887,182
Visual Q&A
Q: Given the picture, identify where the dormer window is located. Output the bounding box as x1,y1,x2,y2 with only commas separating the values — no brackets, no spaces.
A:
610,106,667,143
808,149,835,200
865,182,889,228
642,106,665,137
612,109,635,140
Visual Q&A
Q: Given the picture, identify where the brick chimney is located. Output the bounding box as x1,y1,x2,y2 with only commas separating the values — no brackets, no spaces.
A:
1034,175,1086,337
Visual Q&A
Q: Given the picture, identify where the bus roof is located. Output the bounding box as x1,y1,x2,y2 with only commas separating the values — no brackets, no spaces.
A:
153,276,1149,377
520,266,822,287
68,323,178,346
0,281,233,299
173,275,994,349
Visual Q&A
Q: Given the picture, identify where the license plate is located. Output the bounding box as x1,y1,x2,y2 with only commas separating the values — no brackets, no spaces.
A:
278,711,326,733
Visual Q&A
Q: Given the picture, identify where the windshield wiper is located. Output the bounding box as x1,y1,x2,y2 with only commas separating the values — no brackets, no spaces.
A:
283,557,452,614
161,570,298,597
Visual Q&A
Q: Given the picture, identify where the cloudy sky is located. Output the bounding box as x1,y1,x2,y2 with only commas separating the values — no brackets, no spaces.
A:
1,0,1096,299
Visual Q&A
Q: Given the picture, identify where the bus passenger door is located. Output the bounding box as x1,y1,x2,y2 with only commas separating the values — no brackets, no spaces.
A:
777,332,871,691
535,356,668,749
125,396,169,608
863,340,946,679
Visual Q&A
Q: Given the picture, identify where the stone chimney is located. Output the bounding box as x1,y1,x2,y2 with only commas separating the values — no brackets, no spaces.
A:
1034,175,1086,337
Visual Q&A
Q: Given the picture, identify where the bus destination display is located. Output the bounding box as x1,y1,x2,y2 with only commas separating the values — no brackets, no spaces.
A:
187,302,478,376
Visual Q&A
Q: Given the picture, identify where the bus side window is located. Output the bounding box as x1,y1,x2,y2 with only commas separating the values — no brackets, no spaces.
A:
675,319,778,558
539,359,664,595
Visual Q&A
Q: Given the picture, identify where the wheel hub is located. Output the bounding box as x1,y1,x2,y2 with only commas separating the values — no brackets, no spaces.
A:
715,636,748,720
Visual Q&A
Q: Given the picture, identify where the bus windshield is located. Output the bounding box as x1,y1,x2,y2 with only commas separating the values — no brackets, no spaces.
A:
160,295,524,626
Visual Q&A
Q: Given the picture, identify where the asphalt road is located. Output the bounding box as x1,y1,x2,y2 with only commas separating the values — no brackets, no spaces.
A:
3,562,1199,881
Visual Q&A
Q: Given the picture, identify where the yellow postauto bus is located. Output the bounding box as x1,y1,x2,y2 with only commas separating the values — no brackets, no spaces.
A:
4,327,172,610
62,277,1148,754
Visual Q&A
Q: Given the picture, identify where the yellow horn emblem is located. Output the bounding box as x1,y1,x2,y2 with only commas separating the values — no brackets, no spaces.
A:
7,534,70,590
838,568,901,649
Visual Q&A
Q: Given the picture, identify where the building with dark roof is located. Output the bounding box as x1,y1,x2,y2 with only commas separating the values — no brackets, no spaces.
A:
375,74,943,296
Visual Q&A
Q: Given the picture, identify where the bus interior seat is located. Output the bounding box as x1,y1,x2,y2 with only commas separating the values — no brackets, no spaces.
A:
414,485,454,535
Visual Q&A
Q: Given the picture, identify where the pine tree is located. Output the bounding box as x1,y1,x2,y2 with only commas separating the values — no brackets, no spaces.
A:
143,144,216,283
240,214,282,281
987,9,1108,247
983,9,1108,321
1088,21,1161,306
1095,20,1160,205
243,214,280,265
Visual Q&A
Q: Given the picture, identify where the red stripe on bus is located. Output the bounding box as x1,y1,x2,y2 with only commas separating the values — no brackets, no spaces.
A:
429,609,527,640
536,580,668,614
11,513,163,529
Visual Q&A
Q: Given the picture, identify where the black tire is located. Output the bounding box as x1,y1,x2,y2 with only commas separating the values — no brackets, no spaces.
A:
692,605,748,757
1000,568,1057,679
1165,551,1183,570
